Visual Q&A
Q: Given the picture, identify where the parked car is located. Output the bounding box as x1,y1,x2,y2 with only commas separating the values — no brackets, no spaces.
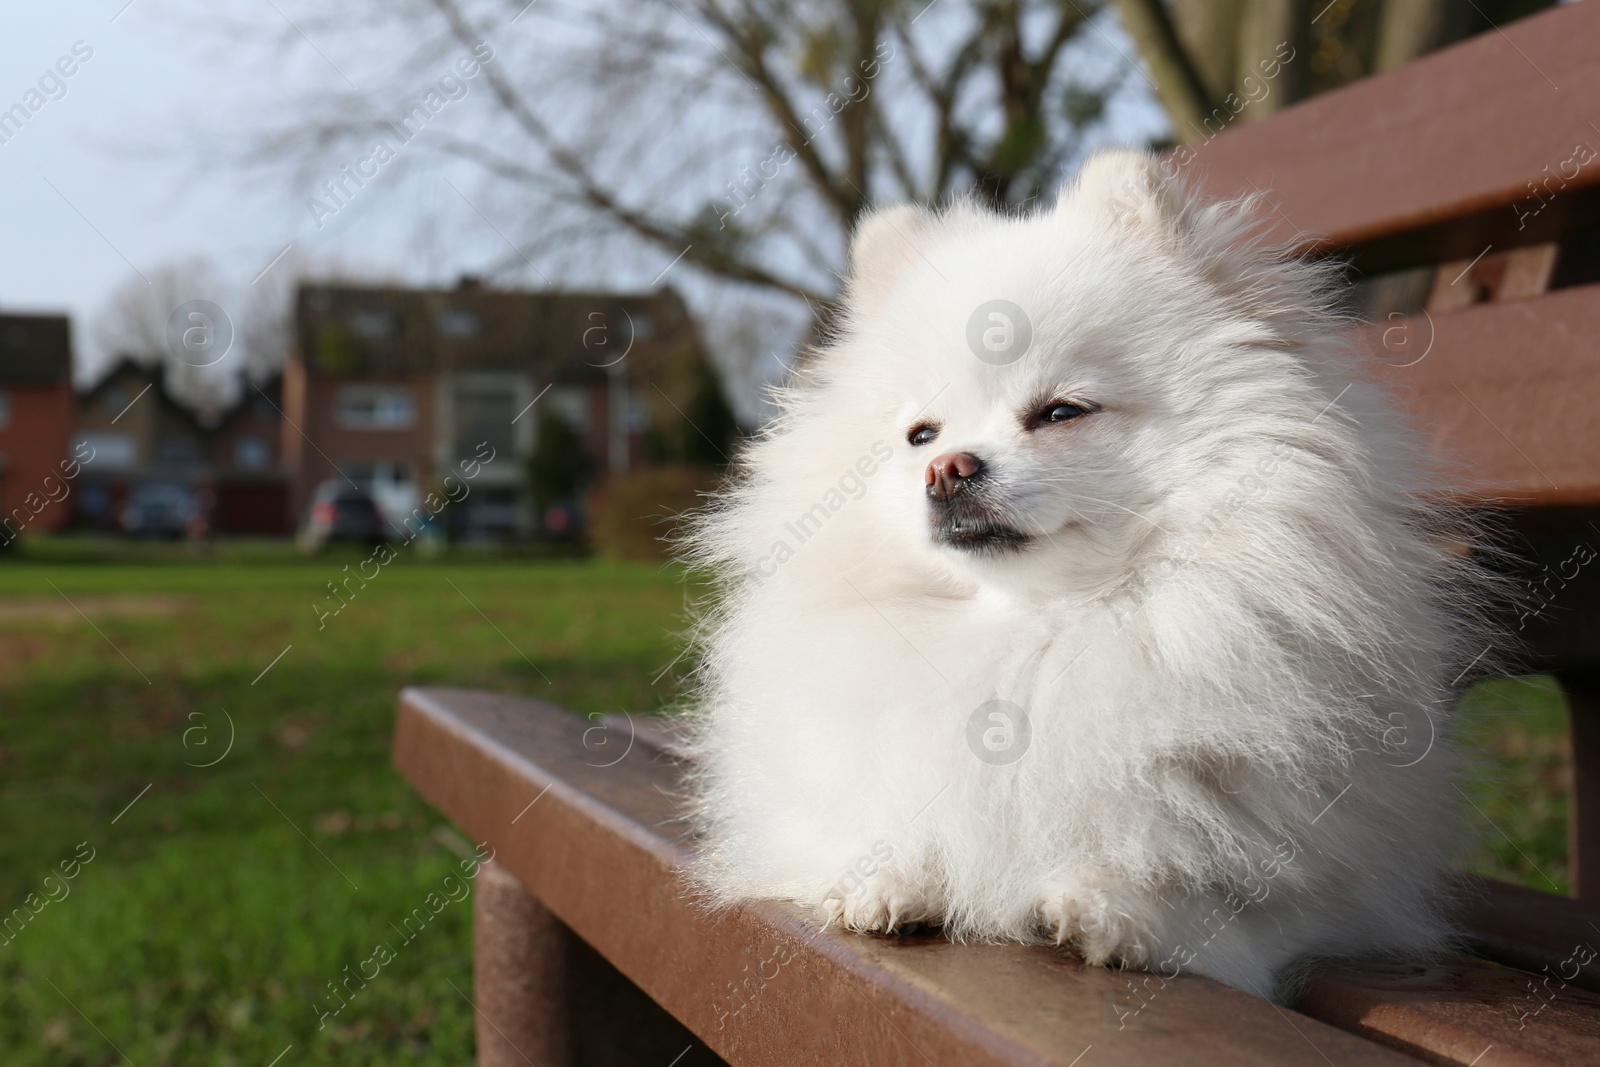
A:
120,483,203,540
298,480,388,551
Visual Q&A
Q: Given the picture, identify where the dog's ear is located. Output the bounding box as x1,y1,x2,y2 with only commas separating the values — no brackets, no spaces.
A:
845,204,937,312
1064,148,1189,232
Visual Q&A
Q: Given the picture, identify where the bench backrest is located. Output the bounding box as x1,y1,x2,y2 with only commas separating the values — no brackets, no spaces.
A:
1185,1,1600,508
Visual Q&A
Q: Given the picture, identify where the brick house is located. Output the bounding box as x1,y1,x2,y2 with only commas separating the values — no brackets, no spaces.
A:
74,359,290,534
76,358,207,470
74,358,207,531
0,313,75,540
284,279,714,539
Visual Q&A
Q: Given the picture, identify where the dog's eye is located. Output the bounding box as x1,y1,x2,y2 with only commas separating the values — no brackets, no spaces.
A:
1036,402,1090,426
908,424,939,446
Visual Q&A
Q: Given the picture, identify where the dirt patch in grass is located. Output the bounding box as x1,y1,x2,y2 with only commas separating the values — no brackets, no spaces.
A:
0,595,194,623
0,632,52,679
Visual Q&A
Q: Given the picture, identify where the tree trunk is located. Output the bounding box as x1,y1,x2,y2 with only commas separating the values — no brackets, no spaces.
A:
1236,0,1309,115
1111,0,1215,141
1373,0,1473,72
1173,0,1243,103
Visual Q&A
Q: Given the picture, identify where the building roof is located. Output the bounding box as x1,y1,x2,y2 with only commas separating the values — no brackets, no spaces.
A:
79,358,285,434
0,314,72,384
210,373,283,435
293,280,699,382
78,356,209,432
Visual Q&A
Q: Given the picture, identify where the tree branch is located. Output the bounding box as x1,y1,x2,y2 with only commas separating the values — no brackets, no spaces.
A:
426,0,826,302
894,17,985,198
691,0,860,225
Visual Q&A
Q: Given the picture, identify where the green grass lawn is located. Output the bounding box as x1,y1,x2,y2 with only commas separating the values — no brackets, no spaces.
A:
0,538,1574,1064
1454,675,1572,893
0,539,696,1065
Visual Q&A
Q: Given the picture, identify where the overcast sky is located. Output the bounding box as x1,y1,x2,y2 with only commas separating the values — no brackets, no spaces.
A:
1,1,516,385
2,1,1167,403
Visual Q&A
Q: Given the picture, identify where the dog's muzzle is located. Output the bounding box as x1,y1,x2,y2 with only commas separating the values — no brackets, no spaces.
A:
925,453,1030,554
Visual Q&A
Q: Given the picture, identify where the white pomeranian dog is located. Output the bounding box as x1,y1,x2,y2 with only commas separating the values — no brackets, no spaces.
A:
683,149,1497,1001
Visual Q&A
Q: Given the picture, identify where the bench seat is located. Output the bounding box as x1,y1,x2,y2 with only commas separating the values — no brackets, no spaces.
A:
394,686,1600,1066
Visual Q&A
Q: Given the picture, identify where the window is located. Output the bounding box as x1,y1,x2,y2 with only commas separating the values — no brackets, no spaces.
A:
0,389,9,430
156,438,200,465
337,386,415,430
546,387,589,432
75,433,137,469
437,310,480,338
453,389,515,462
348,310,398,339
341,460,414,489
234,436,271,470
625,392,650,432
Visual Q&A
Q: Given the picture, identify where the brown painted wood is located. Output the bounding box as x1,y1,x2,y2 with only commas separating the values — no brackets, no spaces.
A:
473,861,727,1067
1427,245,1559,314
474,861,571,1066
1181,2,1600,272
1451,874,1600,996
1177,0,1600,516
1296,956,1600,1067
1350,283,1600,508
394,687,1424,1066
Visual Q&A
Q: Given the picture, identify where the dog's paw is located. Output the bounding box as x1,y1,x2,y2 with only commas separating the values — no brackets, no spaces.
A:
820,867,940,934
1036,872,1160,968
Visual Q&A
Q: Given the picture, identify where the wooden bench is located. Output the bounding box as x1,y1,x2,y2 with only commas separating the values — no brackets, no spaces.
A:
396,687,1600,1065
394,5,1600,1063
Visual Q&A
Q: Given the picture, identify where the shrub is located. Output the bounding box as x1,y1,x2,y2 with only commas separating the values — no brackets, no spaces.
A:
586,465,722,561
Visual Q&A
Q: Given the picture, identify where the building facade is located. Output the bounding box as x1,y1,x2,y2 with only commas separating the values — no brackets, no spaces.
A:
285,279,709,539
0,313,75,540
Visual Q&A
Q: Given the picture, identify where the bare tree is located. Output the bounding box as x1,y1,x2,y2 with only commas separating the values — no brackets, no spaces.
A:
92,258,220,368
92,258,233,415
234,0,1144,322
92,252,355,416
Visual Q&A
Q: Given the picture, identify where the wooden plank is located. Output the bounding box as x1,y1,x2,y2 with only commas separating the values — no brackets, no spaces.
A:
473,861,728,1066
1356,283,1600,507
1182,2,1600,269
394,687,1423,1067
1296,956,1600,1067
1450,875,1600,996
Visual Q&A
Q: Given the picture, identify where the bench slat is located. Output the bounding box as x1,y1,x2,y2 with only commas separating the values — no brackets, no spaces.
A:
394,687,1426,1066
1356,283,1600,507
1184,2,1600,269
1450,876,1600,996
1297,956,1600,1067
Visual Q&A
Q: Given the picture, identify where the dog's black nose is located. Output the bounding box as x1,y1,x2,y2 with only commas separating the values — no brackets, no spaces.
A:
925,452,985,501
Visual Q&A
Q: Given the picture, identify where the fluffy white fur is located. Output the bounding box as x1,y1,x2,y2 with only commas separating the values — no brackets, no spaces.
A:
682,149,1497,1001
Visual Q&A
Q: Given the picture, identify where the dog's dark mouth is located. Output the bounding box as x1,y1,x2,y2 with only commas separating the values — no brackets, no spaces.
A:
932,516,1031,554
